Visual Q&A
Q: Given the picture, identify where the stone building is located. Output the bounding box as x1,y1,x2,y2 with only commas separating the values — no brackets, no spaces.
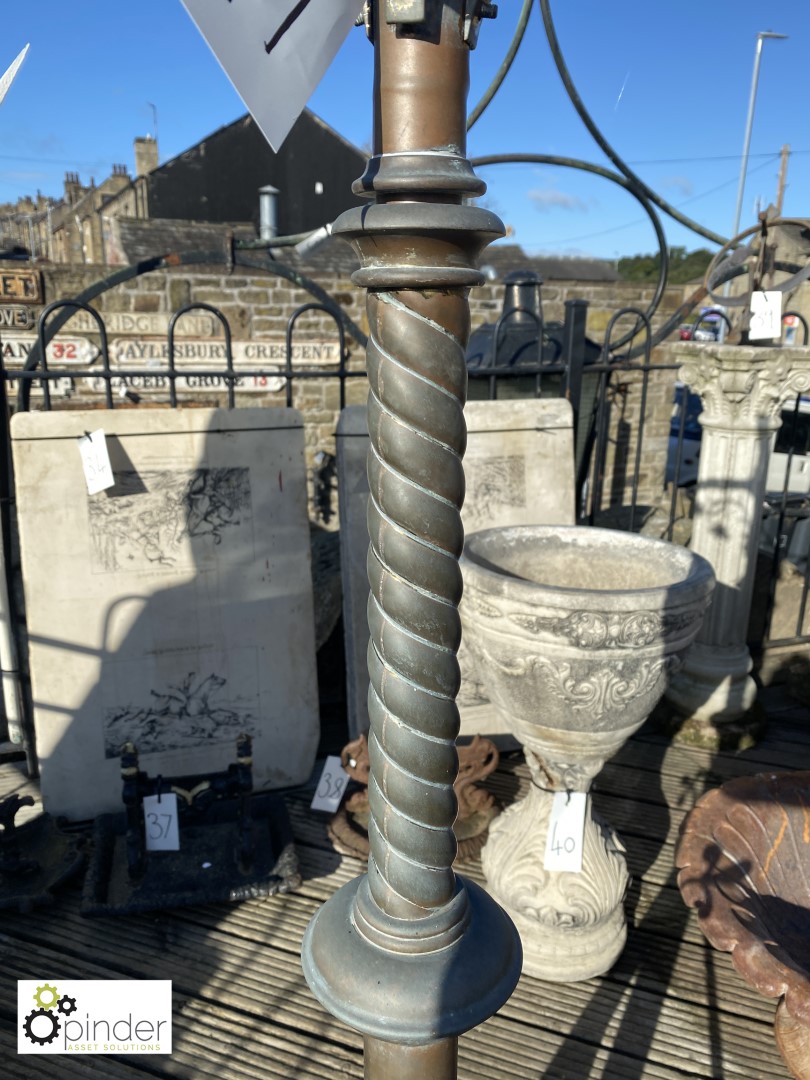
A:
1,110,366,267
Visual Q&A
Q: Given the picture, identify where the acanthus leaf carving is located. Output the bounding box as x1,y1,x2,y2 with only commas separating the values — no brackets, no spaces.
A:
528,657,668,723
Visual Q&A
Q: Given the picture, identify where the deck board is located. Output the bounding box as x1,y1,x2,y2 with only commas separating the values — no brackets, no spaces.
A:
0,693,804,1079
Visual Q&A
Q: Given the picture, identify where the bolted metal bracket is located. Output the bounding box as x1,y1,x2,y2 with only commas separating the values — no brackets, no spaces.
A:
463,0,498,48
385,0,497,46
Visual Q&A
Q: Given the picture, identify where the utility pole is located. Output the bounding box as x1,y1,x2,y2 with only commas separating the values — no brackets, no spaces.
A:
775,143,790,215
301,3,521,1077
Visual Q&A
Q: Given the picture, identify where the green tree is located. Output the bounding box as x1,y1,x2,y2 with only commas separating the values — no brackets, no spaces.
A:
618,247,714,285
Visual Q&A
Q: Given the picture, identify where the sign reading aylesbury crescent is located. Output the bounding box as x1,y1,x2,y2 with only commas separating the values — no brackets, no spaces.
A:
1,337,345,397
1,336,342,367
110,339,342,364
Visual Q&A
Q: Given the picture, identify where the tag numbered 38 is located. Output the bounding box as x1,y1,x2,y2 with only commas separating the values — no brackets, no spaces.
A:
543,791,587,873
310,755,349,812
143,792,180,851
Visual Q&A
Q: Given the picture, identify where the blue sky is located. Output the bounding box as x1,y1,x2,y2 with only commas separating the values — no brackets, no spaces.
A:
1,1,807,260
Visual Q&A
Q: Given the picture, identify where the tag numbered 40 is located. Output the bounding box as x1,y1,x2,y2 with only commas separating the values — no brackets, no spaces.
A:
543,791,587,873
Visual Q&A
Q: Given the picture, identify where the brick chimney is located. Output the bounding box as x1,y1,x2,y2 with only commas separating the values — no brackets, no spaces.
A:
134,135,158,178
63,172,82,205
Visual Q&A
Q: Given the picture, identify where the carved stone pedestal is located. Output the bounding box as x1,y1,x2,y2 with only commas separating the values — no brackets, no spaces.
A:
481,751,628,981
663,344,810,746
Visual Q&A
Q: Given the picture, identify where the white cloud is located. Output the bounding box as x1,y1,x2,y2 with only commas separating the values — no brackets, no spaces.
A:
660,175,693,197
528,188,588,213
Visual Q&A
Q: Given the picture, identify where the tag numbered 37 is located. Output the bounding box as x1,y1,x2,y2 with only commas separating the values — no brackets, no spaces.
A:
143,792,180,851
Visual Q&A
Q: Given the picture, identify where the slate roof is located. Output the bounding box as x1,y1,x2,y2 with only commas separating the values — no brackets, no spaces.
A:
112,221,618,284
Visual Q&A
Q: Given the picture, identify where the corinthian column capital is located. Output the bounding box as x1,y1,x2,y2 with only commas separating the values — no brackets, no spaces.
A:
673,343,810,433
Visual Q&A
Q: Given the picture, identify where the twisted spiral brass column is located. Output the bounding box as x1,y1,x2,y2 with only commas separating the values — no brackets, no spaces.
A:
365,286,468,919
302,4,521,1073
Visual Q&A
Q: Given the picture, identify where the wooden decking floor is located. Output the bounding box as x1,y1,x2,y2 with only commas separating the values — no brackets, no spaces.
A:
1,687,808,1079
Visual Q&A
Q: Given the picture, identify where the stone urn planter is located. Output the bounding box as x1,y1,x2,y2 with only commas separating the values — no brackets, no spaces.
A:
677,772,810,1080
460,525,714,981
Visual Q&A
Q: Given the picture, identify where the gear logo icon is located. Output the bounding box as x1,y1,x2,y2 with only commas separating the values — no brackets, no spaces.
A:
57,995,77,1016
21,983,80,1048
23,1007,61,1045
33,983,59,1010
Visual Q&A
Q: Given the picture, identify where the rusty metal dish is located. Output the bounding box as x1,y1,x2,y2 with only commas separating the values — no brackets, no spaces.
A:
676,771,810,1079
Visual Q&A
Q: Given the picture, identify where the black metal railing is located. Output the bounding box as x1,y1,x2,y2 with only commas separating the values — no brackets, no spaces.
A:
1,290,808,758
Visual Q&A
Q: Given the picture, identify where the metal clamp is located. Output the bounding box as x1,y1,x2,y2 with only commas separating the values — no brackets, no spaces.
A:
464,0,498,47
384,0,497,46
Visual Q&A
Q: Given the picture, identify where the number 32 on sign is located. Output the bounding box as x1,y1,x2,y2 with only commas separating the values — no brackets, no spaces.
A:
543,791,587,873
310,755,350,812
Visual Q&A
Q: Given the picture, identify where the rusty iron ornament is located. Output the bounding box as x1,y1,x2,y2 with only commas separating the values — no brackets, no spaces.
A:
677,771,810,1079
301,0,521,1065
328,733,501,861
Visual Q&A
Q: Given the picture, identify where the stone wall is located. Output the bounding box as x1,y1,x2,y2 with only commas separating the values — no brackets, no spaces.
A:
0,260,684,523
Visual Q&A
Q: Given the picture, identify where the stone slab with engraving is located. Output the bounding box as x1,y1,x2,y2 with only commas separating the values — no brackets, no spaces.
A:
337,399,576,739
11,407,319,819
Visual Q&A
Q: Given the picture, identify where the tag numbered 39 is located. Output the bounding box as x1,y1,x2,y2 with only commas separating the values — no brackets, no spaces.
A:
310,755,349,812
143,792,180,851
543,791,587,873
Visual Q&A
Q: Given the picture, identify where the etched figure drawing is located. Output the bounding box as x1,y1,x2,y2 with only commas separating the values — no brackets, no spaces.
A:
104,670,258,757
88,468,252,572
465,456,526,527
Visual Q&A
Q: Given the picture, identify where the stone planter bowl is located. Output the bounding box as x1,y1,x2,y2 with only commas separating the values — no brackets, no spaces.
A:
461,525,715,768
459,525,715,981
677,772,810,1079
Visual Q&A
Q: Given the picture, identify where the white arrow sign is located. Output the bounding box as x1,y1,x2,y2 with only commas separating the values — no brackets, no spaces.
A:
180,0,364,152
0,44,29,108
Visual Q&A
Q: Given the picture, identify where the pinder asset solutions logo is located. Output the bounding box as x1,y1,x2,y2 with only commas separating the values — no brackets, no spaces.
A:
18,980,172,1055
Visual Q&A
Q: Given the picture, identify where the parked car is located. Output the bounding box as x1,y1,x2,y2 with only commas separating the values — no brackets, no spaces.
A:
677,323,720,342
666,383,703,486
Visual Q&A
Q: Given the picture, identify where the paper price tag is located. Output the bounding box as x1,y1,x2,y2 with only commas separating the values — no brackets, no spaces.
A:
77,429,115,494
543,791,587,873
143,793,180,852
749,290,782,341
310,755,350,812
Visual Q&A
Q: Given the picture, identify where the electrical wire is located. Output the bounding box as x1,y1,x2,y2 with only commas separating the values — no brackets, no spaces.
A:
539,0,728,248
468,0,533,130
473,152,669,351
531,153,780,249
